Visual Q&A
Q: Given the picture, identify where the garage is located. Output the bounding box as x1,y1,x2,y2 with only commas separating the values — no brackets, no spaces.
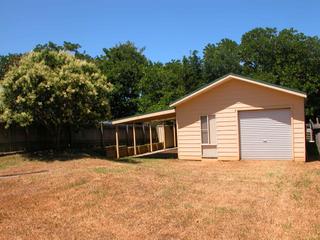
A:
239,109,292,160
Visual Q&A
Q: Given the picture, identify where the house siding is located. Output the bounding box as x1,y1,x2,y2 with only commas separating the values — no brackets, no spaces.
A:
176,78,306,161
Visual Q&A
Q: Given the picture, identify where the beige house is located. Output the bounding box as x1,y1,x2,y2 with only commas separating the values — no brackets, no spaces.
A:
112,74,307,161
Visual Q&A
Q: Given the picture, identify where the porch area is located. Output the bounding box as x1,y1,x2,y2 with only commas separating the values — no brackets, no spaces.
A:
110,109,177,159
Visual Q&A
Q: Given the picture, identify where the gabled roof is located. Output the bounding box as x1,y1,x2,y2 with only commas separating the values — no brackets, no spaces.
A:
170,73,307,107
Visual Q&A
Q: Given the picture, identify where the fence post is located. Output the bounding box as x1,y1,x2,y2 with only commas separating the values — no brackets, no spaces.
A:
100,122,104,148
163,123,166,149
115,125,119,159
149,123,153,152
173,121,177,147
133,123,137,155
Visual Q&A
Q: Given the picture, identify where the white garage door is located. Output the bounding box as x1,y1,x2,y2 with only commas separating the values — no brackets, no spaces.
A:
239,109,292,160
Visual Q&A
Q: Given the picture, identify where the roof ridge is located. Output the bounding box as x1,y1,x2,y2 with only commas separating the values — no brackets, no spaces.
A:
170,73,307,107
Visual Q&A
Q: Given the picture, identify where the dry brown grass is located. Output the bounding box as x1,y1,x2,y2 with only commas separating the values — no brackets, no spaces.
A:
0,154,320,240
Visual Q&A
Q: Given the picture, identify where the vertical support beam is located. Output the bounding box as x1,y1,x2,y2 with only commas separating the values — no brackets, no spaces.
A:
115,125,119,159
142,123,146,144
163,123,166,149
100,122,104,148
149,123,153,152
126,125,129,146
173,121,177,147
133,123,137,155
310,127,314,142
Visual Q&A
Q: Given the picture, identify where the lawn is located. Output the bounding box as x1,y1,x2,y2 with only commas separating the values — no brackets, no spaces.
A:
0,154,320,240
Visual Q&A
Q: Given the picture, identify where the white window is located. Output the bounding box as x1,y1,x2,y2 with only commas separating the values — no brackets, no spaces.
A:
201,115,217,158
201,116,209,144
201,115,216,144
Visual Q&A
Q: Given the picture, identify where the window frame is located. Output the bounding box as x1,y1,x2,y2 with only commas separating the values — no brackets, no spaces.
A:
200,115,216,146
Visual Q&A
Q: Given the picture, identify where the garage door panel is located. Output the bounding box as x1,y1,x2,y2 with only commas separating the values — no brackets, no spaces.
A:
239,109,292,160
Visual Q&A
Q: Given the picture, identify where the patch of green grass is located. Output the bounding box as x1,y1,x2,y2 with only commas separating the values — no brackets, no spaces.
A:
91,188,108,199
93,167,128,174
275,178,285,191
66,178,87,189
266,172,275,177
313,223,320,232
0,155,26,170
184,203,193,209
203,216,216,225
158,184,187,198
294,177,312,188
282,222,292,230
291,190,302,201
214,206,237,215
313,169,320,176
93,167,108,174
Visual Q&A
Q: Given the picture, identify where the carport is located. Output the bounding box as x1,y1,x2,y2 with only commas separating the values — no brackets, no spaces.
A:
111,109,177,159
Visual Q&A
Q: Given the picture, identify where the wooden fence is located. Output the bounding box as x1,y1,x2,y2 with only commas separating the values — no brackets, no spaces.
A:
0,123,159,154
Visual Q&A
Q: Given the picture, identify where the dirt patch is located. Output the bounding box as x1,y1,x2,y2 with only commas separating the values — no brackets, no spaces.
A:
0,155,320,239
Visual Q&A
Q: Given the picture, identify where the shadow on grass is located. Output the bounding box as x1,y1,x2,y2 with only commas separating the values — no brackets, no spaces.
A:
135,152,178,160
1,147,177,165
104,151,178,165
24,149,103,162
111,157,143,164
25,149,145,165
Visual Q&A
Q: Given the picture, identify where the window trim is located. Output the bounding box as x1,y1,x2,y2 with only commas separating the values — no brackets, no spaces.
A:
201,115,209,144
200,115,216,145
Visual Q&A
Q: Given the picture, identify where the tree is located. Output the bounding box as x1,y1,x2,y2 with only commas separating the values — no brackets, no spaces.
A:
34,41,93,61
138,61,185,113
0,54,22,80
240,27,320,117
240,27,278,76
97,42,148,119
203,38,241,82
181,50,204,92
0,50,112,149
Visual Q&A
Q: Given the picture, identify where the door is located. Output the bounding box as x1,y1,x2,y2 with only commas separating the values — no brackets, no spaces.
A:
239,109,292,160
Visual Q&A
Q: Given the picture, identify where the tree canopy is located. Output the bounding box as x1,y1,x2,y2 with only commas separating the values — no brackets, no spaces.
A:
97,42,148,119
0,50,112,147
1,27,320,123
0,53,22,80
240,28,320,117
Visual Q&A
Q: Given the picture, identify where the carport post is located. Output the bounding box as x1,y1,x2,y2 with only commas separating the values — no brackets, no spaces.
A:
149,123,153,152
173,121,177,147
115,125,119,159
133,123,137,155
163,123,166,149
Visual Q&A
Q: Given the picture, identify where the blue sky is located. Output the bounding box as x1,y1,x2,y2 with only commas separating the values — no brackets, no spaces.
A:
1,0,319,62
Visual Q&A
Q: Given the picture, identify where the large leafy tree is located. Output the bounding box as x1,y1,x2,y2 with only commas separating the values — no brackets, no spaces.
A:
181,50,204,92
0,50,112,148
97,42,148,119
0,54,22,80
138,61,185,113
240,27,320,117
203,38,242,82
34,41,93,61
